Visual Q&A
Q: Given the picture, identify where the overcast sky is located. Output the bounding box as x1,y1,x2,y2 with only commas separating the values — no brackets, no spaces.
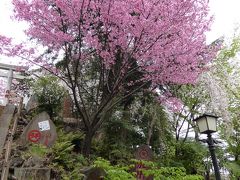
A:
207,0,240,42
1,0,240,61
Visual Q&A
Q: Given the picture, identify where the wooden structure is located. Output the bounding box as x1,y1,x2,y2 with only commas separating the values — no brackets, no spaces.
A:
0,63,27,105
0,99,23,180
135,145,154,180
0,104,16,155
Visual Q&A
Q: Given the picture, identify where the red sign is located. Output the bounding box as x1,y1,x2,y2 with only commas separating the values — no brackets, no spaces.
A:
135,145,153,161
44,132,52,146
28,130,41,143
135,145,154,180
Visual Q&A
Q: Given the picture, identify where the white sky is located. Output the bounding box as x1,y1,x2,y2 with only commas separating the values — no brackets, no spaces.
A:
207,0,240,43
1,0,240,61
0,0,27,42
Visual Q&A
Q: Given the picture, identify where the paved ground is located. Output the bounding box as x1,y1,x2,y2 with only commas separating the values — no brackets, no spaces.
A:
0,104,15,154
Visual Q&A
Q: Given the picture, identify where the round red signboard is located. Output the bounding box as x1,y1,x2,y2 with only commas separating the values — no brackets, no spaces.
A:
28,130,41,143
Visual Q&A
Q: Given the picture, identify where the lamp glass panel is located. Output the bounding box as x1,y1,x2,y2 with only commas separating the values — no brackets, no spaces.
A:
206,116,217,132
197,117,208,133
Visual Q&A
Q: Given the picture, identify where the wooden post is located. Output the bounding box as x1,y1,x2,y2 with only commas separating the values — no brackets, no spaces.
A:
1,98,23,180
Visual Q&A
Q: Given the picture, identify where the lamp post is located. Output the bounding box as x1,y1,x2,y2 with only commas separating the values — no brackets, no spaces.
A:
193,114,221,180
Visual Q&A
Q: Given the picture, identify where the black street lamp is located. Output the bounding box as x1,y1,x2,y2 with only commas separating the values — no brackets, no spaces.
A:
193,114,221,180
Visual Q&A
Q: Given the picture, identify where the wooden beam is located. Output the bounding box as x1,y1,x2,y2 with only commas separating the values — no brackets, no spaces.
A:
0,63,27,71
0,72,29,79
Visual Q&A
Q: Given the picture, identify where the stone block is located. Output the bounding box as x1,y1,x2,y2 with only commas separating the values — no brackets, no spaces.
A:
21,112,57,147
14,168,50,180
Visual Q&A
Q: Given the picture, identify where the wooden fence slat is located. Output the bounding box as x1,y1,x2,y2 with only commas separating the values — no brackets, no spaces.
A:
0,105,15,154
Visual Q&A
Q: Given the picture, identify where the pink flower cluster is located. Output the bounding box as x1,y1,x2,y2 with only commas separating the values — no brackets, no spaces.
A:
9,0,217,82
158,92,184,112
0,0,219,107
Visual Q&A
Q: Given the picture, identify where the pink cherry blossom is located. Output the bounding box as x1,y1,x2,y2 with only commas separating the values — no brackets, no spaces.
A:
0,0,220,154
4,0,218,85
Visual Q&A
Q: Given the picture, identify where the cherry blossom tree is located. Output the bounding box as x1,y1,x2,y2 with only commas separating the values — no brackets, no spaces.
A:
1,0,218,155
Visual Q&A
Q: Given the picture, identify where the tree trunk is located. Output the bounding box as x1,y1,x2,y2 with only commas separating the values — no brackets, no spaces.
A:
194,126,199,141
146,117,156,146
205,170,210,180
81,110,113,156
235,154,239,162
121,108,130,143
82,130,95,156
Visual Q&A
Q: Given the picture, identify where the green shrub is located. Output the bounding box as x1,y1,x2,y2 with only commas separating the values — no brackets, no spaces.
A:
93,158,204,180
